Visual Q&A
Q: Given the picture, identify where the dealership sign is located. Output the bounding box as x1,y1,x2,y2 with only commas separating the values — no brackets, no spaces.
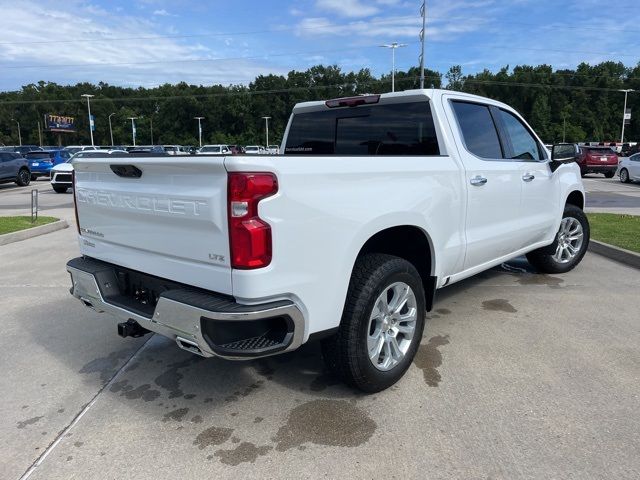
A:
45,114,76,133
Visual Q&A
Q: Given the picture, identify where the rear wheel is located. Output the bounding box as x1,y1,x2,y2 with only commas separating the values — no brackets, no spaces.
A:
16,168,31,186
52,185,68,193
526,204,590,274
604,171,615,179
321,253,426,393
620,168,630,183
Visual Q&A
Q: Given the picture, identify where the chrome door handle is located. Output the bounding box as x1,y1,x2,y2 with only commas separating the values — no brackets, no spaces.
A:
522,173,535,182
470,176,488,186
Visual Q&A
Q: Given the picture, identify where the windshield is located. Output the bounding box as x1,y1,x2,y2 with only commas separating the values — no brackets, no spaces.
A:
245,146,259,152
64,147,82,154
200,146,221,153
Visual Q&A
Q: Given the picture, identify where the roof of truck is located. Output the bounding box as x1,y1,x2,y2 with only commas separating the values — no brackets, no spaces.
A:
292,88,514,114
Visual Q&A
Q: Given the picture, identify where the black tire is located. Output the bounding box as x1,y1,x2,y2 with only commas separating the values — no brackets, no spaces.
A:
526,204,590,274
620,168,630,183
31,174,37,181
52,185,68,193
16,168,31,186
321,253,426,393
604,171,615,179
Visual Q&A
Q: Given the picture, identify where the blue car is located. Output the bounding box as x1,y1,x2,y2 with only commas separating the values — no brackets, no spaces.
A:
24,150,72,180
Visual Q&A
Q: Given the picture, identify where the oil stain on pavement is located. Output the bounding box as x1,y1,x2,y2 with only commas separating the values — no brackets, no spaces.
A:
17,416,43,429
193,426,234,450
78,348,134,384
272,399,376,451
154,356,202,399
414,335,450,387
214,442,272,466
482,299,517,313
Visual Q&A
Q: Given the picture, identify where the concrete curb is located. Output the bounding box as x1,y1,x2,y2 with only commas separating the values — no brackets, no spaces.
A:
0,219,69,246
588,239,640,270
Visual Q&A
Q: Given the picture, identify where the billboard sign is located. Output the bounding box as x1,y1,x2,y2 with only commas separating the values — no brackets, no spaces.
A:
45,114,76,133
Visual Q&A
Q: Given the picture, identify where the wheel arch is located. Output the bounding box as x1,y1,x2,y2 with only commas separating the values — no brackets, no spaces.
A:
354,225,437,311
565,190,585,210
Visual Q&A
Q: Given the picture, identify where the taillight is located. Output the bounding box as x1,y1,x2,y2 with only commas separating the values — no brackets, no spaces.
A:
72,170,80,234
228,172,278,269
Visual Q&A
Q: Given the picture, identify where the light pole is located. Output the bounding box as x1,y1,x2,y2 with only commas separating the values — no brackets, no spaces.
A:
194,117,204,148
419,1,426,89
150,117,154,145
620,89,635,144
380,42,407,92
262,116,271,149
108,113,116,146
11,118,21,146
81,94,95,146
127,117,138,146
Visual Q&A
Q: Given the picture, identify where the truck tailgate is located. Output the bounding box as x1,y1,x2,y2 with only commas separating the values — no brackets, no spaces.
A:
73,155,232,294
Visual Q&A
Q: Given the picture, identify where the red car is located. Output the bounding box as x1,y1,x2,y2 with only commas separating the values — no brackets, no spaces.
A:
577,146,618,178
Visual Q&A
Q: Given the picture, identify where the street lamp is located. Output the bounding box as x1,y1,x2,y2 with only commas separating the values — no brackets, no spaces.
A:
127,117,138,147
108,113,116,147
81,94,95,146
419,1,426,89
380,42,407,92
150,117,154,145
262,116,271,150
620,89,635,144
11,118,21,146
194,117,204,148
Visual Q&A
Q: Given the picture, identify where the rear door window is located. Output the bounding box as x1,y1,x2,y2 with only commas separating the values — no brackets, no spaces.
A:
451,101,503,159
285,101,440,156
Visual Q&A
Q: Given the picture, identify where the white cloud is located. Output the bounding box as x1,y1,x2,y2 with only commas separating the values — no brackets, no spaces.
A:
316,0,380,18
152,9,173,16
0,0,285,89
295,15,488,41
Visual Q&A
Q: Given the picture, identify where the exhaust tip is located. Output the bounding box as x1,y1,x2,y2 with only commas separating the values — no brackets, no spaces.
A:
117,319,150,338
176,337,205,357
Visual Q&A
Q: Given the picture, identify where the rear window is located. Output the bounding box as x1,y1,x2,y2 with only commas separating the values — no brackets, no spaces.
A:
584,147,614,154
26,152,53,159
284,101,440,156
201,146,221,153
451,101,503,159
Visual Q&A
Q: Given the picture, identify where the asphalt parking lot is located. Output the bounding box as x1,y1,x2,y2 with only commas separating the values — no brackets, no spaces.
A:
1,178,639,479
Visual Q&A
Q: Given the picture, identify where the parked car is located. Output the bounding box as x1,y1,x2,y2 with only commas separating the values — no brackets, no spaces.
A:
618,153,640,183
50,149,128,193
66,89,588,392
228,145,245,155
245,145,265,154
24,149,72,180
577,146,618,177
0,151,31,186
163,145,189,156
268,145,280,154
128,146,166,155
198,144,231,155
63,146,99,155
1,145,43,155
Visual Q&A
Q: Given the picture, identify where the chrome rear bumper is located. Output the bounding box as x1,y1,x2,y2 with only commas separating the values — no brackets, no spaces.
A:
66,257,305,360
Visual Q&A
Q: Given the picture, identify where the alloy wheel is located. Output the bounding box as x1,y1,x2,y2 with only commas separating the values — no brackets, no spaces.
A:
367,282,418,371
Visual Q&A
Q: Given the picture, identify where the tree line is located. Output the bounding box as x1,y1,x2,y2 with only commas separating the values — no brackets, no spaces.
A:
1,61,638,147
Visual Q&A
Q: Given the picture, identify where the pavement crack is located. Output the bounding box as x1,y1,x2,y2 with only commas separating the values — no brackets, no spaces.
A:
17,335,154,480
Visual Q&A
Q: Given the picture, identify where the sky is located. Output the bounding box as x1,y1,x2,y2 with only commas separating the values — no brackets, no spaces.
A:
0,0,637,91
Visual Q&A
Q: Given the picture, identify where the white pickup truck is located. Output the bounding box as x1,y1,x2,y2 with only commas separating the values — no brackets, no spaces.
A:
67,89,589,392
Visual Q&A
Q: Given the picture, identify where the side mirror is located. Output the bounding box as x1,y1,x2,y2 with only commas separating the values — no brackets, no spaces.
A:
550,143,579,172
